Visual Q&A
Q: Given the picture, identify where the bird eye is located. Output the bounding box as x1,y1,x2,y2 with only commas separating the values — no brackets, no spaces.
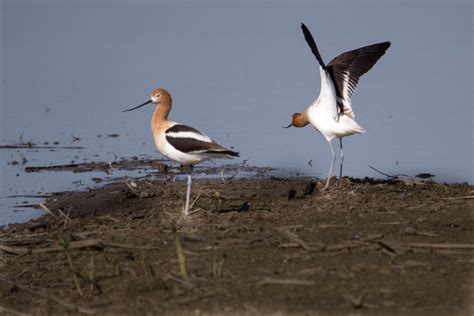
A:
156,94,160,98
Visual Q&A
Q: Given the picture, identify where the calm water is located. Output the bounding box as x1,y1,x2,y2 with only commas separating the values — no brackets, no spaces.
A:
1,1,472,225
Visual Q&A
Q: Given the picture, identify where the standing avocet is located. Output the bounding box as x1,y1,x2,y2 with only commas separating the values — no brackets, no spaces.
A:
124,88,239,217
285,23,390,190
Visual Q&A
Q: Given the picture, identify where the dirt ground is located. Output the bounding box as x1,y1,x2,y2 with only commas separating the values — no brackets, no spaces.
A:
0,176,473,315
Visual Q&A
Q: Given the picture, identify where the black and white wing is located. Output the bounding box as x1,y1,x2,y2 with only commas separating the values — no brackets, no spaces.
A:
301,23,390,118
327,41,391,117
165,124,239,157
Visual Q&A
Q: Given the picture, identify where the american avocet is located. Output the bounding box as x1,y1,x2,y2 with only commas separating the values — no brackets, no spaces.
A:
124,88,239,216
285,23,390,190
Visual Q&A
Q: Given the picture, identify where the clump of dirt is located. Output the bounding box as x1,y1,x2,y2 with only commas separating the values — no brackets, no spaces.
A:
0,177,473,315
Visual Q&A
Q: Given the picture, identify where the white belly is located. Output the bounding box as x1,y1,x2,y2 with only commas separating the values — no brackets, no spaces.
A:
308,99,366,142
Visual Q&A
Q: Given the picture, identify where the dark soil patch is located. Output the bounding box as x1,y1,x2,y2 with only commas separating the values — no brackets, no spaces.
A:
0,177,473,315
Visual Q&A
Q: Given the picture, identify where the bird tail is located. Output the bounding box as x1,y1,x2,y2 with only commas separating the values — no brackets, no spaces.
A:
209,150,239,157
355,126,366,134
205,149,240,159
341,116,366,135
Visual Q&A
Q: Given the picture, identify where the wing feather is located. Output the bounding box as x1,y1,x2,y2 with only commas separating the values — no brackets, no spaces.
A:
165,124,239,157
327,42,391,117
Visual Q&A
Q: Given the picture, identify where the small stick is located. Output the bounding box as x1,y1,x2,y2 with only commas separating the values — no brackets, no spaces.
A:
1,239,162,255
163,273,194,289
257,277,315,287
368,165,397,178
66,253,83,297
0,244,29,255
34,239,103,253
88,256,96,292
189,191,203,210
377,241,398,254
278,228,312,251
440,196,474,200
174,233,188,279
0,277,94,314
57,209,73,223
408,243,474,249
58,209,73,229
362,233,384,242
102,241,160,250
39,203,58,219
97,215,121,223
347,291,368,309
0,305,29,316
325,241,369,252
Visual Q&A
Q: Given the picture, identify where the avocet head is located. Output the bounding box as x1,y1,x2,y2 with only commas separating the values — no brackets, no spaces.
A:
284,112,309,128
150,88,171,104
123,88,171,112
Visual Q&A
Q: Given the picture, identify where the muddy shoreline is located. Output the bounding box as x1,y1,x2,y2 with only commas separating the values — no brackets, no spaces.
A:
0,176,473,315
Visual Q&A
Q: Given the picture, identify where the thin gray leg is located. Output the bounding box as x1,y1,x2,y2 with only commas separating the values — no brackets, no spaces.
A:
322,141,336,191
184,175,192,217
339,138,344,179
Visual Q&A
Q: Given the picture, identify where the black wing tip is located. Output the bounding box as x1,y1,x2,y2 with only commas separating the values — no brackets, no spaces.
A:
380,41,391,49
299,22,326,69
375,41,391,57
228,150,240,157
373,41,391,51
207,150,239,157
300,23,312,38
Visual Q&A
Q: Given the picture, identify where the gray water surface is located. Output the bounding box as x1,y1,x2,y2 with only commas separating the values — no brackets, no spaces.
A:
1,1,473,225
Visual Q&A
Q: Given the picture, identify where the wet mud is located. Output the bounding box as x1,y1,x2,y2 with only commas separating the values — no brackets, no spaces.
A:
0,176,473,315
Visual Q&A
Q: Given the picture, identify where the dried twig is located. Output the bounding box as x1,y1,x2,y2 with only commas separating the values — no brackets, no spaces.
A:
0,277,95,314
35,239,103,253
58,209,73,229
66,253,83,297
368,165,397,179
163,274,194,289
277,228,312,251
39,203,58,219
362,233,384,242
408,243,474,250
325,241,369,252
257,277,315,287
102,241,160,250
440,196,474,200
0,305,29,316
0,244,30,255
174,233,188,279
377,241,398,254
0,239,164,255
347,291,369,309
211,253,226,278
0,239,102,255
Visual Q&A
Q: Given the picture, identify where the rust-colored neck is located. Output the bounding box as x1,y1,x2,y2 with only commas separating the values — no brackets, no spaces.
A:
151,94,172,127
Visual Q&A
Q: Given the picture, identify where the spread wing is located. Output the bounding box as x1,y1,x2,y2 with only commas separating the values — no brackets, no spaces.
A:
327,42,391,117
